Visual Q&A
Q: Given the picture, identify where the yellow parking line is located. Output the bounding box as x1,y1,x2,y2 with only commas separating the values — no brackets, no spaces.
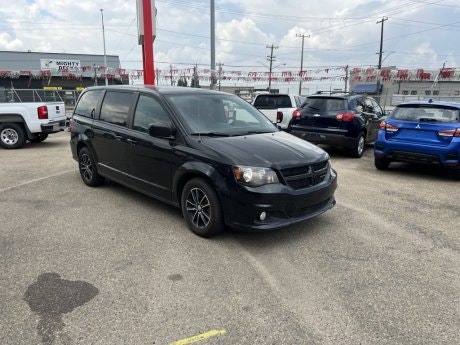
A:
169,329,227,345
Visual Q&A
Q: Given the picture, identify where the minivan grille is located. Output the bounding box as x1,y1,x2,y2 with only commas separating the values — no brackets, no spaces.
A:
280,161,329,189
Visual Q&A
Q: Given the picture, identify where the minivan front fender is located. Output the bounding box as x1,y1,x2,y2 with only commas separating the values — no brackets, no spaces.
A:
172,161,230,207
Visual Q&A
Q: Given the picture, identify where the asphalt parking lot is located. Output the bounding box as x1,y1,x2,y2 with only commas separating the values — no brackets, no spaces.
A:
1,131,459,345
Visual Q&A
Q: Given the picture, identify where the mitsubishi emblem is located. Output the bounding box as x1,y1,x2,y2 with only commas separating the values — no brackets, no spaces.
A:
415,124,421,129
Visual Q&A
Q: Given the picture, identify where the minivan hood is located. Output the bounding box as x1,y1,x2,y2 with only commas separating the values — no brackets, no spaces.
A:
195,131,328,168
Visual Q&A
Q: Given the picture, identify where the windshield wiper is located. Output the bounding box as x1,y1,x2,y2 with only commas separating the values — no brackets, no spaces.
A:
190,132,232,137
241,130,275,135
419,118,440,122
307,106,320,110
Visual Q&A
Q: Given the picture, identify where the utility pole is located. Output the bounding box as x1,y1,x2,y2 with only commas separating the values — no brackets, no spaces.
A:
377,17,388,69
344,65,349,92
217,62,224,91
266,44,278,93
169,64,174,86
210,0,216,90
100,9,108,86
296,34,309,95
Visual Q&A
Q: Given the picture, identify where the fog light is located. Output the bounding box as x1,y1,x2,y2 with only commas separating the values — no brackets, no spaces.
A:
259,212,267,221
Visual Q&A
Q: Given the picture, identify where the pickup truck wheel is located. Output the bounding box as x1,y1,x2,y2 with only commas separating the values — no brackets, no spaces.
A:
78,147,104,187
181,178,224,237
29,133,48,143
350,133,366,158
0,123,26,149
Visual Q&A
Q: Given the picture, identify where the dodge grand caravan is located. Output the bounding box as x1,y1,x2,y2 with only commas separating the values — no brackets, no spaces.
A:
69,86,337,237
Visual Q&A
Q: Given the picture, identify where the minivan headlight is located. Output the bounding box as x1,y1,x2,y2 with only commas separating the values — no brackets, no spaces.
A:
233,166,279,187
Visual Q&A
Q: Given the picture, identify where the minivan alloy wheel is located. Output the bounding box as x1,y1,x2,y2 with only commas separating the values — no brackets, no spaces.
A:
78,147,104,187
80,153,93,182
181,178,224,237
186,187,211,228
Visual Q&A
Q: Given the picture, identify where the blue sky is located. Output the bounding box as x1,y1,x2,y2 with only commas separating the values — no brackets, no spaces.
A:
1,0,460,90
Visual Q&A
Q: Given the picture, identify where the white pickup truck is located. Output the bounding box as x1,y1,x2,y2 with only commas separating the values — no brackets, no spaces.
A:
0,102,66,149
252,93,306,129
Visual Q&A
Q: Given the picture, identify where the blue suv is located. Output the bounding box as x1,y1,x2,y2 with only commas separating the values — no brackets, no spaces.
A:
374,100,460,178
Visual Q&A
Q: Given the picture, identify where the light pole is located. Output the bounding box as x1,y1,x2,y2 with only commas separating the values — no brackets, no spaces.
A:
100,9,108,86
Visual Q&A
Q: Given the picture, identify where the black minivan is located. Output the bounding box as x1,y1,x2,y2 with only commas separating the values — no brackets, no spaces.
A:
70,86,337,237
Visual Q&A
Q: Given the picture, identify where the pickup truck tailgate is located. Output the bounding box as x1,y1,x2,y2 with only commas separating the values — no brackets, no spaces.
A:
46,102,66,120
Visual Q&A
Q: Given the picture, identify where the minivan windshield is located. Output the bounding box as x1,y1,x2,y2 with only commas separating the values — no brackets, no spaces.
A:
165,93,278,136
390,104,460,123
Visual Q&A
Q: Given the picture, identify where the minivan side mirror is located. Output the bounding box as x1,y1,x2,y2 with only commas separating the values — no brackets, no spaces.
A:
148,124,176,139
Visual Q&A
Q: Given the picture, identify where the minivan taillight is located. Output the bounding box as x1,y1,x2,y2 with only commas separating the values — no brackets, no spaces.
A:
276,111,283,123
37,106,48,120
380,120,399,132
336,112,355,121
292,110,301,119
438,128,460,137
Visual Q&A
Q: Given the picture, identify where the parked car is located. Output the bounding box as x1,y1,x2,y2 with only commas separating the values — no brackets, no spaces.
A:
0,101,66,149
374,100,460,178
288,92,384,157
252,93,306,129
69,86,337,237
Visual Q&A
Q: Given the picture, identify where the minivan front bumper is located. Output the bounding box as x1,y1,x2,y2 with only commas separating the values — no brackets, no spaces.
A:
222,169,338,231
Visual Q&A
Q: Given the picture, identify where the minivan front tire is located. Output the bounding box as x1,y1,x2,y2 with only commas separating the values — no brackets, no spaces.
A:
78,147,105,187
181,178,224,237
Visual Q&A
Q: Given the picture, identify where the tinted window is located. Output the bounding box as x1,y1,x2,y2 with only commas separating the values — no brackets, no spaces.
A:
254,95,292,109
166,93,276,135
390,105,460,123
303,97,347,112
370,99,383,117
294,96,306,107
74,90,103,117
133,95,171,133
100,91,134,126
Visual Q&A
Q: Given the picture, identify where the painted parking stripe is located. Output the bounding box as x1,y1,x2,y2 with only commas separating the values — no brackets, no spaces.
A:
169,329,227,345
0,169,74,193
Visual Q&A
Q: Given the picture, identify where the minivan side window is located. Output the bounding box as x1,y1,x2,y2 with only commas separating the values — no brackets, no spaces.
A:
100,91,134,126
74,90,104,118
133,95,172,133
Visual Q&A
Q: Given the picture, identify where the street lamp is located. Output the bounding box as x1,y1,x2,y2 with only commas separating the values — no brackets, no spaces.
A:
100,9,108,86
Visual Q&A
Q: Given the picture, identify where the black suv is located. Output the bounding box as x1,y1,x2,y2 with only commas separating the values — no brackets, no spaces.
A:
288,92,384,157
70,86,337,237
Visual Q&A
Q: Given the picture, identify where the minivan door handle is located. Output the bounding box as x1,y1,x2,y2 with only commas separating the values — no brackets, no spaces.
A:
114,135,123,141
127,138,138,145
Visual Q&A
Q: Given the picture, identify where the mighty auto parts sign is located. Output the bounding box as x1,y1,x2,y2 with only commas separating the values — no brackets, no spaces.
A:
40,59,80,71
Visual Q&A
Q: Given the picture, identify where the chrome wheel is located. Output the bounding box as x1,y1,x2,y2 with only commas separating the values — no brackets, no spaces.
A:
1,128,19,145
357,136,365,155
185,187,211,229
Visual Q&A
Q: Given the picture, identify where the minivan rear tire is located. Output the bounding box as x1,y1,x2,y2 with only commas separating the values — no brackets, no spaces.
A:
78,147,105,187
181,178,224,237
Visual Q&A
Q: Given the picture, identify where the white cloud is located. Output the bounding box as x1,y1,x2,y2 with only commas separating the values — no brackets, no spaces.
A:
0,0,459,85
0,33,23,50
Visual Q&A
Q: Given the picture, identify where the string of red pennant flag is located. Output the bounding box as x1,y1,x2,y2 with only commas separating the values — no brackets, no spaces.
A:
0,66,459,84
